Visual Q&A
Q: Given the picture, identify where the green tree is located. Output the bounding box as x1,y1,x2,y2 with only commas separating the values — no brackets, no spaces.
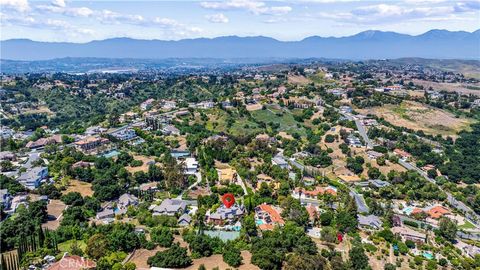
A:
86,234,108,260
349,244,370,270
147,244,192,268
222,242,242,267
151,227,174,247
437,217,457,242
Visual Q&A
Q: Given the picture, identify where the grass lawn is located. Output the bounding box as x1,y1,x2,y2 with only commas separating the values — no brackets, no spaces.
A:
459,220,477,230
251,106,306,136
58,239,87,253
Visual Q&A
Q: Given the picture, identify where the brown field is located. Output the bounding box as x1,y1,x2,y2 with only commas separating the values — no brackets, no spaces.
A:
288,74,311,85
23,106,54,115
246,103,262,111
357,101,473,137
412,79,480,96
63,179,93,197
42,199,66,230
126,155,156,173
128,234,258,270
183,251,259,270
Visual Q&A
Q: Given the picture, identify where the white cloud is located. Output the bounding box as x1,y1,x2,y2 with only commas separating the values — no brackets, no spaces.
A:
51,0,65,8
315,2,479,25
200,0,292,15
205,13,229,23
1,0,29,12
0,12,94,36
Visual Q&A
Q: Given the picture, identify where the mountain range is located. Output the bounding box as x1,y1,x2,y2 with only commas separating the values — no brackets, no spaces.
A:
2,29,479,61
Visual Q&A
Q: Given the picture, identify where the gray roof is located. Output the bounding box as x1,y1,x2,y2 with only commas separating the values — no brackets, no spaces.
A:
17,167,47,182
210,204,245,220
358,215,383,228
96,208,114,219
178,213,192,225
272,156,288,166
153,199,187,214
118,193,138,207
0,189,9,203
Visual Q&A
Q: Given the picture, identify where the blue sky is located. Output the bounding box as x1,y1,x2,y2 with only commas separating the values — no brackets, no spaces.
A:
1,0,479,42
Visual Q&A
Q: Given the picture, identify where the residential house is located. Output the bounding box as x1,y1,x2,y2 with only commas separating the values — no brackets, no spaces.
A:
207,204,245,225
306,204,318,224
71,161,94,169
75,136,109,152
0,151,16,161
184,157,199,175
367,150,383,160
426,205,450,219
111,128,137,141
95,207,115,221
140,98,155,110
161,125,180,136
17,166,48,190
118,193,138,209
178,213,192,226
393,149,412,161
0,189,11,209
358,215,383,230
26,135,62,149
292,186,337,200
272,156,289,169
153,199,187,216
392,226,426,243
255,203,285,231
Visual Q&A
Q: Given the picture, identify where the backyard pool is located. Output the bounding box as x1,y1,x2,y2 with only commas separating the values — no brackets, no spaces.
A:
256,219,265,225
102,150,120,158
403,206,414,215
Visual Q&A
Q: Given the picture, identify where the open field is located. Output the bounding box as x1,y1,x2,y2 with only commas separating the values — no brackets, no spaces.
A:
288,74,311,85
250,105,305,135
126,155,156,173
357,101,474,137
63,179,93,197
42,199,66,230
412,79,480,96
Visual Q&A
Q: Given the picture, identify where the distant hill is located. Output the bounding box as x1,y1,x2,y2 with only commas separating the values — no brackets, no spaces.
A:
2,29,479,61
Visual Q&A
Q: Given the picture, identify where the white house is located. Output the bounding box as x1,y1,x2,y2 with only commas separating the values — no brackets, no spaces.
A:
184,157,199,175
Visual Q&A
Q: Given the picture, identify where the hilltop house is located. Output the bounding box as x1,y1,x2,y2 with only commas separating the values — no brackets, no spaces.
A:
358,215,383,230
184,157,199,175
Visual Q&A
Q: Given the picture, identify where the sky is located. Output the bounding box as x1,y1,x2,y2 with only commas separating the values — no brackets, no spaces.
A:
1,0,479,42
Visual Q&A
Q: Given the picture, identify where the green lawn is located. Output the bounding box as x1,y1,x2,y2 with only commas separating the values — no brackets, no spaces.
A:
58,239,87,253
251,106,305,136
459,220,476,230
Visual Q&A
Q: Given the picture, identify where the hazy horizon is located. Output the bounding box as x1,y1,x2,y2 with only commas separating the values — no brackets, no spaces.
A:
1,0,479,43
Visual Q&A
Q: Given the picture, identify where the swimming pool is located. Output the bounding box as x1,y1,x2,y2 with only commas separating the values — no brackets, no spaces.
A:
403,206,414,215
256,219,265,225
423,252,434,260
102,150,120,158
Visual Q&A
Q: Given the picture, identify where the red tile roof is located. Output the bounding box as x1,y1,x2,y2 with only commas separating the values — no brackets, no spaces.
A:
48,255,96,270
258,203,285,225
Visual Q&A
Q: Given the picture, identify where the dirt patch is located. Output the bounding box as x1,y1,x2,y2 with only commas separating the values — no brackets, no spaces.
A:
288,74,311,85
246,103,262,111
42,199,66,230
412,79,480,96
126,155,156,174
64,180,93,197
357,100,473,137
182,251,259,270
